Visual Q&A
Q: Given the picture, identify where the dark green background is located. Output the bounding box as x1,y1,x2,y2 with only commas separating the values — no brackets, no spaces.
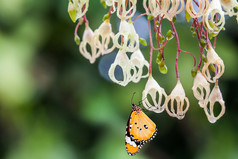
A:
0,0,238,159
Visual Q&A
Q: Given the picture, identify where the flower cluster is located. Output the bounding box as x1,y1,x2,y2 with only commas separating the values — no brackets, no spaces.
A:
68,0,238,123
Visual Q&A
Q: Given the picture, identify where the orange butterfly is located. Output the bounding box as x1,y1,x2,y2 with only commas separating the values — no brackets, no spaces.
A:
125,104,157,155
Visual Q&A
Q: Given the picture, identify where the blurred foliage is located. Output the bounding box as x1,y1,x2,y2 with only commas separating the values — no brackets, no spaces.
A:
0,0,238,159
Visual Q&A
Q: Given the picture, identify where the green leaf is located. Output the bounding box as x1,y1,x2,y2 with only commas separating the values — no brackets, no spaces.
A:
185,9,191,22
202,55,208,63
139,38,147,46
100,0,107,9
166,30,173,40
208,20,215,28
156,52,163,64
103,14,109,21
200,39,206,48
68,1,77,23
158,35,164,44
191,67,197,78
172,16,176,23
209,64,216,73
147,15,154,21
159,61,168,74
192,32,196,37
74,34,80,45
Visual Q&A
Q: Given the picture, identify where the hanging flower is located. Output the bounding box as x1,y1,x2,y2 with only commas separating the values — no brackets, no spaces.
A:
143,0,169,17
79,25,100,64
130,49,149,83
163,0,185,21
68,0,89,23
94,19,115,55
192,71,210,108
117,0,137,20
204,84,225,123
113,20,139,52
202,46,225,83
202,0,225,35
185,0,209,18
165,80,190,120
108,50,136,86
142,74,167,113
220,0,238,22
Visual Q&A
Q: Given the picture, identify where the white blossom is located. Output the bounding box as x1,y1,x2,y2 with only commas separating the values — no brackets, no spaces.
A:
79,25,100,64
202,46,225,83
130,49,149,83
117,0,137,20
192,71,210,108
113,20,139,52
204,84,225,123
163,0,185,21
165,80,190,120
94,20,115,55
142,74,167,113
108,50,136,86
202,0,225,34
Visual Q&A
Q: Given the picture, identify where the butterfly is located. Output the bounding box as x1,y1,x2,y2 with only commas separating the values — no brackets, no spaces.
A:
125,104,157,156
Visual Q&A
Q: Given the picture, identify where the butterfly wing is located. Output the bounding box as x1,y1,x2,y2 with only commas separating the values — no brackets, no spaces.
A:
125,111,157,155
130,111,157,142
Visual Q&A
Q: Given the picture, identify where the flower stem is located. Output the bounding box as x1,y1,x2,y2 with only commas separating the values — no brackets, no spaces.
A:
133,13,147,22
74,19,83,37
170,21,180,79
181,50,196,67
148,20,154,74
193,18,204,69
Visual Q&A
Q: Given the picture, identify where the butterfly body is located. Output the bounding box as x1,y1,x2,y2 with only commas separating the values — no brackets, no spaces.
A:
125,104,157,156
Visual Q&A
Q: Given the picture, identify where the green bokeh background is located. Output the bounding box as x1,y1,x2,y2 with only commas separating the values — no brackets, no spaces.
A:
0,1,238,159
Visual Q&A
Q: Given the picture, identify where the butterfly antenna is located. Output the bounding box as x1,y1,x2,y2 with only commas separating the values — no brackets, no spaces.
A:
138,96,147,106
131,92,136,105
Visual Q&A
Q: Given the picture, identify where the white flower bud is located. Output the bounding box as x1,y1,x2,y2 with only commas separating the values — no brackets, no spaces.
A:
113,20,139,52
130,49,149,83
185,0,210,18
79,26,100,64
202,0,225,34
94,20,115,55
204,84,225,123
142,75,167,113
108,50,136,86
117,0,137,20
202,46,225,83
165,80,190,120
192,71,210,108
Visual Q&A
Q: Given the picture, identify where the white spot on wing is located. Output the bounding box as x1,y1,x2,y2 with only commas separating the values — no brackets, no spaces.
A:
125,136,137,147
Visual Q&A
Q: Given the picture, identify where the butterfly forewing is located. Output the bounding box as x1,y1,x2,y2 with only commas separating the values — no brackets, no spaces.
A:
130,111,157,141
